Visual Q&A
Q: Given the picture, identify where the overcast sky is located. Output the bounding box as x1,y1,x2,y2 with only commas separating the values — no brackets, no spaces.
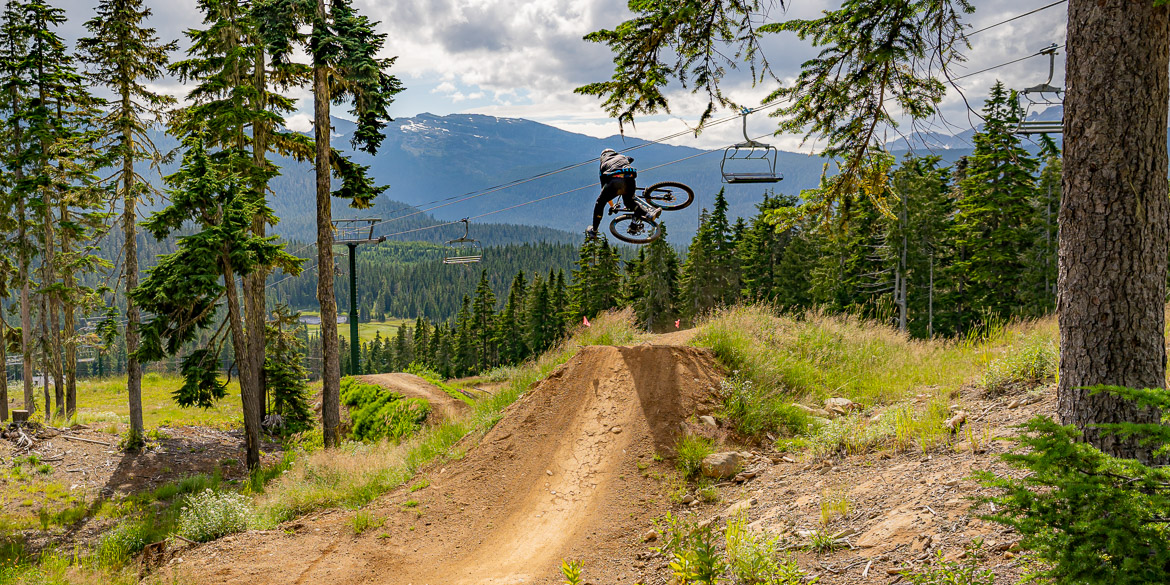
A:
52,0,1068,152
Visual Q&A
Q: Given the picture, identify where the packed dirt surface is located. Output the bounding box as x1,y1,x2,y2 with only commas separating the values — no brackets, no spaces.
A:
174,342,722,585
356,373,469,423
166,337,1054,585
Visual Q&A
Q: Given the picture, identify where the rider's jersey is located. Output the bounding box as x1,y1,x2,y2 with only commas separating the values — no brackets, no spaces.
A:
599,149,636,184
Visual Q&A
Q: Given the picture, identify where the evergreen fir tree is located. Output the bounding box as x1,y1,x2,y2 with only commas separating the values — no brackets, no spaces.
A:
78,0,177,444
471,270,497,371
264,305,313,433
131,131,300,470
951,82,1039,323
633,223,680,330
495,271,528,365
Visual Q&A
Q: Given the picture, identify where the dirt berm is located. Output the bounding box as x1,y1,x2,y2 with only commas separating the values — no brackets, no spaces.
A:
180,343,722,585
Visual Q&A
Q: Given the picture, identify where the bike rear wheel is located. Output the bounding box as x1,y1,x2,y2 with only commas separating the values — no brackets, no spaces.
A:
642,181,695,211
609,214,662,244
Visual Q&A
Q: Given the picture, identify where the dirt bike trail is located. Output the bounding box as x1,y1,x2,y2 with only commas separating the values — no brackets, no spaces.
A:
356,373,469,424
177,342,721,585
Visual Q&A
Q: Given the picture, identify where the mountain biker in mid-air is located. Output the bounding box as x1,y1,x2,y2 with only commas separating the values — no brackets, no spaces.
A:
586,148,660,239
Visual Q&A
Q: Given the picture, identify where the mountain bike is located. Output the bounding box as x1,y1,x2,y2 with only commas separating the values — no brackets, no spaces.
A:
604,181,695,244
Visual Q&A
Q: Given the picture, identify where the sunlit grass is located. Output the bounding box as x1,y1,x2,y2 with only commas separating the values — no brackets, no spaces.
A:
692,305,1058,456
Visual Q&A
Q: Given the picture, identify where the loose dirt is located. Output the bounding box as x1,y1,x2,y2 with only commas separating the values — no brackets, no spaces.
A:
173,343,722,585
356,373,469,424
167,338,1055,585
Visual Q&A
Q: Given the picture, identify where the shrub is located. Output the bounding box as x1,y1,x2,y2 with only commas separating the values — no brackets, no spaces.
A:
979,386,1170,585
177,490,253,542
725,514,806,585
95,521,149,567
718,373,814,440
675,434,715,480
341,377,430,442
980,334,1056,395
901,540,994,585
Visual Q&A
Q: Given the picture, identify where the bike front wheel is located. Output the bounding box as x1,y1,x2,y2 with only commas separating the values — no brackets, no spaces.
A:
609,214,662,244
642,181,695,211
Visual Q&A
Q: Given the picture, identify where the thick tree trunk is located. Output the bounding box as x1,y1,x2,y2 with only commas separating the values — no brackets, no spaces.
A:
61,202,75,418
17,197,33,415
245,46,270,422
39,296,49,422
1,317,7,422
314,0,341,448
223,256,262,469
1057,0,1169,462
124,128,144,441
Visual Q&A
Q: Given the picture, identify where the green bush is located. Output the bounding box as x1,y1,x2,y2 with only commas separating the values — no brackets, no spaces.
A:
979,386,1170,585
901,540,994,585
675,434,715,480
718,373,814,439
980,334,1057,395
340,377,430,442
177,489,253,542
95,521,149,567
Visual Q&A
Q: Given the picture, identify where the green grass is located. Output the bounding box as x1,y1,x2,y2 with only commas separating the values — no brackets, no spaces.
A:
72,372,242,430
675,434,716,481
297,313,412,344
692,305,1057,456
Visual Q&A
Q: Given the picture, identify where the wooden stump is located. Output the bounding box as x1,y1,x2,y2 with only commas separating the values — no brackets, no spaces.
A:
11,410,29,423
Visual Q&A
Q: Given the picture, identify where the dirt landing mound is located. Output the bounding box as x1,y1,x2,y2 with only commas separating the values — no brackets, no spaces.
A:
178,344,721,585
357,373,468,423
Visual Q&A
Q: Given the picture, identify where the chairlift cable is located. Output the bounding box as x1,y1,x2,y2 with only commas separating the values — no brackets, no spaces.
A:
966,0,1068,37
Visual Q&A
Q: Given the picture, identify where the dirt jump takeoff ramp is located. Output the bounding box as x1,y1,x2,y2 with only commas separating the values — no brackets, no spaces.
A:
181,344,722,585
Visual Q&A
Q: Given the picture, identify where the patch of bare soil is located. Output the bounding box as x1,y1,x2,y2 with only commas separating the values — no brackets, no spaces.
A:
169,343,723,585
356,373,469,424
1,423,282,550
164,338,1051,585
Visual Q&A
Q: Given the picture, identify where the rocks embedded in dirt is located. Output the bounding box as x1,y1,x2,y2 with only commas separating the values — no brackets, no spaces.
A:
945,411,967,431
824,397,858,417
611,426,623,434
701,452,743,479
793,403,832,418
680,494,695,504
699,415,718,427
725,497,757,517
642,529,658,542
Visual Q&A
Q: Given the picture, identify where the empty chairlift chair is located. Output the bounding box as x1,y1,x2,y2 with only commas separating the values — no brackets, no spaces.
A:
1014,44,1064,136
721,108,784,184
443,219,483,265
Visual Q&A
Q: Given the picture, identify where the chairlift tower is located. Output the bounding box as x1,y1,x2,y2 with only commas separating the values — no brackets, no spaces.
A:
333,218,386,376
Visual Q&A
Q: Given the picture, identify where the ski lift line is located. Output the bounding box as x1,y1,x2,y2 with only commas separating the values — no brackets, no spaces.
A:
966,0,1068,37
951,44,1065,83
365,102,788,230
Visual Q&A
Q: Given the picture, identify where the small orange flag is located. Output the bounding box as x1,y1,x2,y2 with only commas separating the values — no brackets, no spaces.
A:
675,319,681,329
583,316,591,327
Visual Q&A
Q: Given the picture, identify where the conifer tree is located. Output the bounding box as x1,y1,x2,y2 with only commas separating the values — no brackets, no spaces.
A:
526,273,555,355
413,316,430,368
495,271,528,365
951,82,1039,324
264,305,313,433
131,131,300,469
1024,142,1060,316
0,0,34,415
679,189,739,318
737,192,799,301
394,324,412,370
633,223,680,330
470,270,497,371
255,0,404,448
453,295,474,376
78,0,176,443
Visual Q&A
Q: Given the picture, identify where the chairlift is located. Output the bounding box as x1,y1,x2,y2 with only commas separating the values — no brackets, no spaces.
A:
1014,44,1064,136
442,219,483,265
721,108,783,184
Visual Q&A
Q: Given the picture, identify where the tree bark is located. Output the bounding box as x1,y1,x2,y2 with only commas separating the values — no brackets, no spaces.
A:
1057,0,1170,462
314,0,341,448
223,255,262,469
123,125,144,440
17,196,33,415
245,45,270,422
1,317,7,422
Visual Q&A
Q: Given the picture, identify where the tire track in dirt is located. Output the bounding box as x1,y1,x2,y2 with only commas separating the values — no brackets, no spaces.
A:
175,343,722,585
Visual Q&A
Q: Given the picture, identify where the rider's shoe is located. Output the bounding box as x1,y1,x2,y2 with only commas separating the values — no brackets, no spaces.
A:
585,226,599,240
